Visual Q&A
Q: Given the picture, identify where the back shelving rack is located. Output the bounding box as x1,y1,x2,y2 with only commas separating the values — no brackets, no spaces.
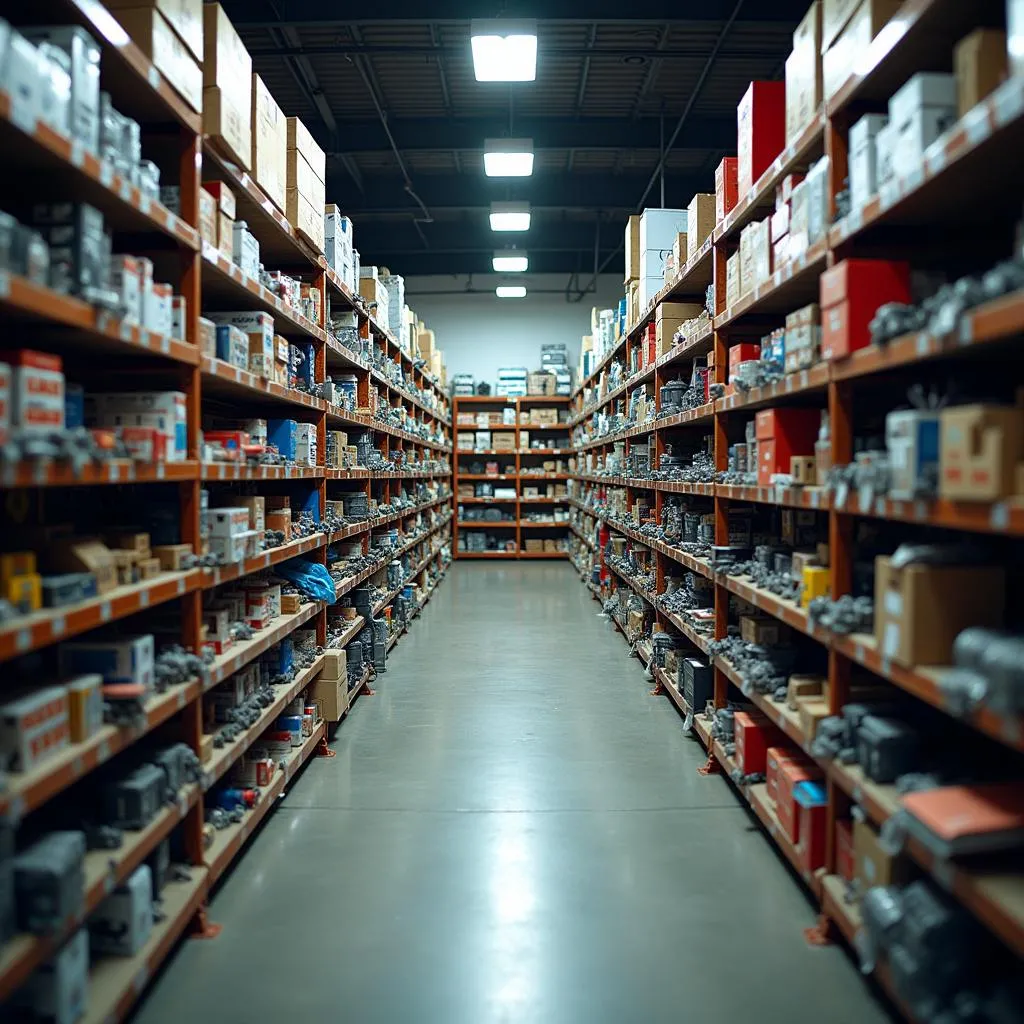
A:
0,2,450,1017
453,395,572,559
569,1,1024,1013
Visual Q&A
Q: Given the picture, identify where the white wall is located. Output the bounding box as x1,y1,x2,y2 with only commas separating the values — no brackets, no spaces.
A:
405,274,624,387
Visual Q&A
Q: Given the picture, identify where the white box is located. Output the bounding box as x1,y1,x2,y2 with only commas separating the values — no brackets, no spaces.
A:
88,391,186,461
806,156,830,245
148,282,173,336
638,275,665,310
295,422,316,466
59,634,155,691
638,208,688,253
206,312,275,358
209,507,251,537
0,30,41,138
892,107,957,180
8,353,65,434
849,114,888,210
888,72,958,128
110,255,142,324
875,121,897,187
232,220,260,278
639,247,669,281
0,685,70,772
90,865,153,955
15,928,89,1024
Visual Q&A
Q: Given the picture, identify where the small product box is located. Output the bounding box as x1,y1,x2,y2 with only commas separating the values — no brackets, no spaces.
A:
755,407,821,486
874,554,1005,666
14,927,89,1024
232,220,260,279
819,258,911,361
686,192,716,249
90,864,153,955
65,673,103,743
0,349,65,435
794,780,828,873
954,29,1008,117
215,323,248,369
784,303,820,372
0,686,71,772
848,113,888,212
776,757,823,842
58,634,156,691
88,391,187,461
198,187,217,246
295,422,317,466
208,312,275,368
715,156,739,221
939,404,1024,502
110,255,142,324
886,409,941,500
888,72,957,181
268,418,298,461
733,711,781,776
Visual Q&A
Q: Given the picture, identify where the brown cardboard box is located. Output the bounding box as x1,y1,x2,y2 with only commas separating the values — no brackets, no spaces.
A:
955,29,1008,117
853,819,911,893
525,539,544,553
287,117,326,184
198,187,216,246
287,149,326,208
321,649,347,682
624,215,641,283
655,301,705,348
823,0,903,101
217,212,233,260
740,616,788,645
939,404,1024,501
281,593,302,614
114,7,202,113
786,674,826,710
49,540,117,594
251,74,287,213
200,733,214,763
417,329,435,357
105,0,203,61
790,456,816,485
204,86,250,170
152,544,192,570
874,555,1005,667
687,193,717,249
138,557,161,580
493,433,515,452
822,0,860,50
799,700,830,742
311,674,348,722
239,496,265,532
786,2,823,143
111,532,151,554
286,188,325,253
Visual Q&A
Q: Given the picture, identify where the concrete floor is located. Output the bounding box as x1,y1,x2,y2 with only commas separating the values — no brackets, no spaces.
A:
137,564,892,1024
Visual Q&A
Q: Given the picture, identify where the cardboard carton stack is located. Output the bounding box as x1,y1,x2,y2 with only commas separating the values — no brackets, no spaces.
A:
203,3,251,169
785,1,823,144
251,74,286,214
286,116,326,252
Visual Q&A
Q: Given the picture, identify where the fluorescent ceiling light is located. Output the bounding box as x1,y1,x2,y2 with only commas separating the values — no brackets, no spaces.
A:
484,138,534,177
493,250,529,272
496,285,528,298
490,202,531,232
471,19,538,82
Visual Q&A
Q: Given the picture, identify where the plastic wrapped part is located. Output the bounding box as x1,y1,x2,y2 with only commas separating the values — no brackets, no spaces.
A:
857,716,922,784
859,885,905,971
13,831,86,934
274,558,338,603
102,763,164,830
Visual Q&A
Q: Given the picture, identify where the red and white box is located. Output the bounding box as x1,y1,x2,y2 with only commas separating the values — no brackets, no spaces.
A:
0,685,71,772
0,349,65,434
0,362,10,444
120,426,167,463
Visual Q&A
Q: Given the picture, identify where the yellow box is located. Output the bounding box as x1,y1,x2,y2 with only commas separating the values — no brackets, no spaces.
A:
0,551,36,585
800,565,831,607
7,573,42,614
251,74,287,213
66,674,103,742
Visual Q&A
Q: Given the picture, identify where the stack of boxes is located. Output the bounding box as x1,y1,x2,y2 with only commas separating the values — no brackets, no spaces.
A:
202,2,251,169
822,0,902,104
324,205,355,290
250,73,286,214
286,116,326,253
784,2,823,145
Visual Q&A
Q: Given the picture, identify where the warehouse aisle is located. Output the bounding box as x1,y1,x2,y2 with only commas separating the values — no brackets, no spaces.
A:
137,564,890,1024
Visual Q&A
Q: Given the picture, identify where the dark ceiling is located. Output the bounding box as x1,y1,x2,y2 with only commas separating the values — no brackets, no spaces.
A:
223,1,808,286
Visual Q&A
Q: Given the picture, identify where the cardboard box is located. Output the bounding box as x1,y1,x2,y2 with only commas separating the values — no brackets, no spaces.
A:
766,746,805,806
312,675,348,722
686,193,716,249
251,74,286,213
202,4,250,163
794,780,828,873
114,7,202,113
786,3,822,143
777,758,822,842
755,407,821,486
822,0,860,50
798,699,830,741
854,819,911,893
739,615,787,645
715,157,739,222
939,404,1024,501
786,674,825,711
734,711,781,776
105,0,202,61
823,0,903,101
955,29,1008,117
819,258,911,361
624,215,641,283
322,649,347,682
874,554,1005,667
48,539,116,594
287,116,326,185
726,252,742,307
737,81,786,197
204,86,250,170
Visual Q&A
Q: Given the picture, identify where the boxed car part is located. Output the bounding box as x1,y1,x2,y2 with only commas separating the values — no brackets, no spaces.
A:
733,710,781,775
939,403,1024,501
886,409,941,500
13,927,88,1024
737,80,785,197
889,73,957,181
819,258,911,361
755,407,820,486
202,2,252,168
848,113,888,212
103,762,164,829
793,780,828,872
59,634,155,690
14,831,86,933
1,348,65,434
232,219,259,278
785,1,822,143
776,758,822,842
88,390,187,461
32,201,108,300
823,0,903,101
874,553,1005,667
954,28,1008,117
89,863,153,956
0,685,70,772
66,674,103,742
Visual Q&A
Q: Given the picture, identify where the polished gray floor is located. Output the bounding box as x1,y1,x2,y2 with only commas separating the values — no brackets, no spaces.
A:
137,564,891,1024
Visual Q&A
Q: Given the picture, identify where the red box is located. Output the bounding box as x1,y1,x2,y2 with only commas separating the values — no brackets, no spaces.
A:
766,745,805,805
820,259,911,361
737,81,786,198
776,759,823,842
644,322,657,366
754,407,821,486
728,343,760,370
715,157,739,221
121,426,167,462
795,781,828,873
733,711,781,776
835,819,855,883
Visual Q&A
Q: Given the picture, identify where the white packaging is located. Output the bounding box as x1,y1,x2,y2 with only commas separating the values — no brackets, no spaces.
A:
0,685,70,772
244,418,268,444
59,634,155,691
149,282,173,336
232,220,260,279
639,247,668,281
110,254,142,324
36,42,72,136
888,72,958,128
893,107,957,180
875,122,897,187
15,928,89,1024
209,507,251,537
1011,0,1024,77
206,312,275,356
0,362,10,444
171,296,187,341
88,391,186,461
8,352,65,434
295,422,317,466
90,864,153,955
0,29,41,136
806,156,830,246
638,276,665,310
638,208,688,253
208,532,250,564
849,114,888,211
382,273,404,334
886,408,942,501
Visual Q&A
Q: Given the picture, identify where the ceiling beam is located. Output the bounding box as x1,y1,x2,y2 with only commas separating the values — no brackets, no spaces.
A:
225,1,807,25
330,170,708,214
321,115,735,154
360,250,623,277
353,220,627,254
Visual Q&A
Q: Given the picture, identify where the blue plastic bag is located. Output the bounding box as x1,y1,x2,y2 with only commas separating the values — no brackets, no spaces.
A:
275,558,336,603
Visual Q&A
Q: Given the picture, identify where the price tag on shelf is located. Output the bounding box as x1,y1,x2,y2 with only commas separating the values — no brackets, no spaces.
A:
963,105,991,148
994,77,1024,128
0,270,9,300
879,179,899,210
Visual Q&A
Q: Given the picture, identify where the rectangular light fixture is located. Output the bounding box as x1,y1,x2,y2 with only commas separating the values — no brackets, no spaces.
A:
484,138,534,177
471,19,538,82
496,285,527,298
490,202,531,232
493,250,529,272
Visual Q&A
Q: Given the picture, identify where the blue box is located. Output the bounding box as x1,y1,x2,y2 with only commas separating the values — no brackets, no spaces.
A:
267,418,298,461
64,384,85,429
